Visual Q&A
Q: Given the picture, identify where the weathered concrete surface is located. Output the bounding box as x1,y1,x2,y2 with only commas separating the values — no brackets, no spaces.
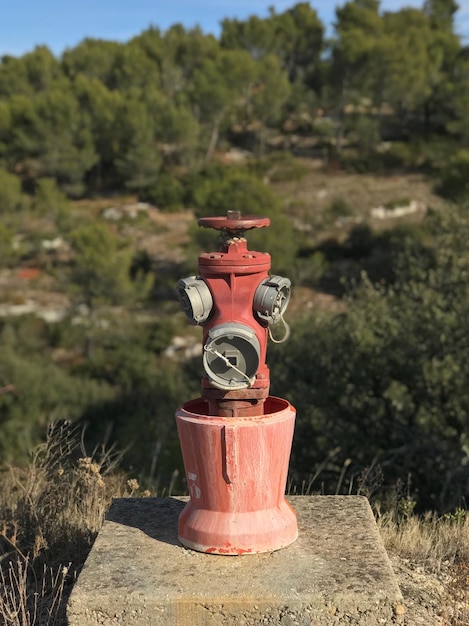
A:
67,496,404,625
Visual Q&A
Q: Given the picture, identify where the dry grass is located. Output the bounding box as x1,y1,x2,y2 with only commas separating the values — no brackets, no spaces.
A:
378,510,469,570
0,559,69,626
0,422,145,626
378,511,469,625
1,426,468,625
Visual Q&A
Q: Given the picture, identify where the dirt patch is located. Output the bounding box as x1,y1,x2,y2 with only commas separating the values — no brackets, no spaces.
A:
136,208,193,262
389,555,469,626
272,167,446,243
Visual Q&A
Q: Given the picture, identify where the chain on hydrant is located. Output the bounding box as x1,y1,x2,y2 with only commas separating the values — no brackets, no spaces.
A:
176,210,291,417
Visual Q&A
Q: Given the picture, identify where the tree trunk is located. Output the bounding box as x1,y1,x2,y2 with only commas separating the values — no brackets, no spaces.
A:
203,120,220,165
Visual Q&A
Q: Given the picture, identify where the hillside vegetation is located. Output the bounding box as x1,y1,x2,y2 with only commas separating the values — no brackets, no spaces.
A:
0,0,467,506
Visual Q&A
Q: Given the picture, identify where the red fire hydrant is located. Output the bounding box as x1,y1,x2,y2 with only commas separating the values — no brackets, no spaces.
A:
175,211,297,554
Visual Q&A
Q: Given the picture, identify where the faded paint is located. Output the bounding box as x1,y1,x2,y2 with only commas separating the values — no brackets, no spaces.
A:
176,397,298,554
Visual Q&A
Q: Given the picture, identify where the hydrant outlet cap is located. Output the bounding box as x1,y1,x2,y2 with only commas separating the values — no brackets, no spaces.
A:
176,276,213,324
254,276,291,324
203,323,261,391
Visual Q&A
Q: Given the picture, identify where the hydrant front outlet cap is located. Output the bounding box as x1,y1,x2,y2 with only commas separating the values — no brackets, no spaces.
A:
203,323,261,390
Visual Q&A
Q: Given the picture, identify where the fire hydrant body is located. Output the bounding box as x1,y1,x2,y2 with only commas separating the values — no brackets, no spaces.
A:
199,235,270,416
176,212,298,554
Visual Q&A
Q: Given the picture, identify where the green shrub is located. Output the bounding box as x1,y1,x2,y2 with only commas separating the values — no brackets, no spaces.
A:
0,168,24,214
0,345,113,463
189,168,275,217
385,141,425,169
312,117,336,141
249,151,310,182
295,251,328,286
140,173,185,212
33,177,72,231
349,115,380,154
270,204,469,512
437,149,469,201
339,150,382,173
344,223,375,258
327,196,353,217
385,138,459,172
0,222,17,267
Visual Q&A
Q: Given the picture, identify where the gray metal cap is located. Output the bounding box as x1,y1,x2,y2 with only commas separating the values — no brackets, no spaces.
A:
253,275,291,324
176,276,213,325
203,323,261,390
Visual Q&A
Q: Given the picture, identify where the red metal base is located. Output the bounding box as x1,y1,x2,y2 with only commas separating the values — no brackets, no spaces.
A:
175,397,298,555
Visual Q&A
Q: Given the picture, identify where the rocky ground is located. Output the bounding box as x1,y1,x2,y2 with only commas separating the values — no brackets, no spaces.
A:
387,552,468,625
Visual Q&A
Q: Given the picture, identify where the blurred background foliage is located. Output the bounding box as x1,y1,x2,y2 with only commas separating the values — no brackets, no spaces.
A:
0,0,468,514
0,1,466,201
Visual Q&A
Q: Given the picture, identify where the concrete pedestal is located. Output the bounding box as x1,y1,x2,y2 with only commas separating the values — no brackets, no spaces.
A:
67,496,404,625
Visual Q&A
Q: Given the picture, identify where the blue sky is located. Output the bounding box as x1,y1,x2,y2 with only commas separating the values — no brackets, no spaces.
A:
1,0,468,58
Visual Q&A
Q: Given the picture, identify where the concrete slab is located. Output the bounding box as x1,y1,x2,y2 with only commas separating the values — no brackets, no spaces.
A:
67,496,404,625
